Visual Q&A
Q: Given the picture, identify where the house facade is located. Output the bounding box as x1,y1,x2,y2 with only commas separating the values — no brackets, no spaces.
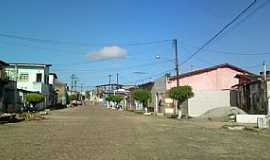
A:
55,80,68,106
167,64,251,91
234,74,269,114
5,63,51,110
0,60,9,112
150,64,252,117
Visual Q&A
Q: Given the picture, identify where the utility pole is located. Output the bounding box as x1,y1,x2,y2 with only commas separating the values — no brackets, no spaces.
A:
108,74,112,93
14,64,18,110
173,39,181,118
190,65,194,72
173,39,180,87
80,83,83,94
74,79,78,92
70,74,76,92
116,73,119,89
263,61,267,80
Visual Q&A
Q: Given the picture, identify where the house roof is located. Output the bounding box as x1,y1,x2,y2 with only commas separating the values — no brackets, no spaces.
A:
96,83,123,87
169,63,254,80
8,63,52,67
138,81,154,87
0,60,9,66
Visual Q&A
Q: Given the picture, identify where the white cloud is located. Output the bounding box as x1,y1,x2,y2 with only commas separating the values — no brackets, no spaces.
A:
86,46,127,60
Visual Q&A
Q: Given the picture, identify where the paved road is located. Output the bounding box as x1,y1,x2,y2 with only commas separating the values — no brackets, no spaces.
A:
0,104,270,160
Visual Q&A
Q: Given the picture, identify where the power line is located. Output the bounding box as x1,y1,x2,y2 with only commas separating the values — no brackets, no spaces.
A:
219,0,270,39
54,58,173,72
182,44,270,56
0,32,171,47
124,69,174,85
204,49,270,56
181,0,257,66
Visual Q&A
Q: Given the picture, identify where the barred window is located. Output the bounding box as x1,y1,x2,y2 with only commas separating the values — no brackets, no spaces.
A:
19,73,29,82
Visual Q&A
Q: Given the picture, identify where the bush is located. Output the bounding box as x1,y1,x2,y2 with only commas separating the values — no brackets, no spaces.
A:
169,86,194,107
106,95,123,105
105,95,113,102
111,95,123,105
132,89,151,108
25,93,45,108
69,95,77,101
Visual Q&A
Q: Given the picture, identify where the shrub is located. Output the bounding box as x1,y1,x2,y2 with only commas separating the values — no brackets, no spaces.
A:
25,93,45,108
168,86,194,108
111,95,123,105
69,95,77,101
105,95,113,102
132,89,151,108
106,95,123,105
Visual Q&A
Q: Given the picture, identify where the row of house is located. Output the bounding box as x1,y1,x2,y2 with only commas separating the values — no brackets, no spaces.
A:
0,60,68,115
95,63,270,118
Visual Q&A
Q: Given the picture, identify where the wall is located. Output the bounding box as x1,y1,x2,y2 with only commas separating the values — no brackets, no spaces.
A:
150,75,168,113
184,90,232,117
5,66,50,110
167,67,243,90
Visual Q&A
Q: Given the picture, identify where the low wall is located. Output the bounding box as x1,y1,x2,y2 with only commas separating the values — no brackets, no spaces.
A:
236,114,266,123
186,90,232,117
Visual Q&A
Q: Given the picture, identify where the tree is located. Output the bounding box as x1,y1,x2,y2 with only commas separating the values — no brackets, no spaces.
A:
111,95,123,106
105,95,123,108
105,95,113,102
169,85,194,108
132,89,151,110
25,93,45,109
69,95,77,101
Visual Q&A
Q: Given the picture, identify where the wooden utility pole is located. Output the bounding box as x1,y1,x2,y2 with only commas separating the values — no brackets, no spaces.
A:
116,73,119,89
14,64,18,110
263,61,267,80
173,39,180,87
70,74,76,92
80,83,83,94
108,74,112,93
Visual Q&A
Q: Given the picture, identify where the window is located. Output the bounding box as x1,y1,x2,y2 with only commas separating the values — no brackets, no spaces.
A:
19,73,29,82
36,73,42,82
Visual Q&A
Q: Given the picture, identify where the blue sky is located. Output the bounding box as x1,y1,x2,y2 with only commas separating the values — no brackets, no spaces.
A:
0,0,270,89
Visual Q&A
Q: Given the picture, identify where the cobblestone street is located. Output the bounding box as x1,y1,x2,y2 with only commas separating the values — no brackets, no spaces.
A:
1,104,270,160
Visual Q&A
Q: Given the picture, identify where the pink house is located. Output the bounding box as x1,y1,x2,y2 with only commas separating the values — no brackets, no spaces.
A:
164,64,253,117
167,63,251,91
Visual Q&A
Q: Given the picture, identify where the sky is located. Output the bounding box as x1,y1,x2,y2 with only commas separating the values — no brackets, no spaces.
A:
0,0,270,89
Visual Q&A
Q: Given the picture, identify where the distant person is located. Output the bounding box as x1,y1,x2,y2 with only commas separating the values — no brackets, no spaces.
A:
82,96,86,106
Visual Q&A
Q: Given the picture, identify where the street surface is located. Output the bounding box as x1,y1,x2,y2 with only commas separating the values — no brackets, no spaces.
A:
0,103,270,160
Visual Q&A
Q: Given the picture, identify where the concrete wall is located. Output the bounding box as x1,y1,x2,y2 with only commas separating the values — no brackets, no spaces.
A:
150,75,168,113
185,90,232,117
236,115,266,123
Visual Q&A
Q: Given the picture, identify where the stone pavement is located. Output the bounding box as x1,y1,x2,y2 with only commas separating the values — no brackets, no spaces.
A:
0,104,270,160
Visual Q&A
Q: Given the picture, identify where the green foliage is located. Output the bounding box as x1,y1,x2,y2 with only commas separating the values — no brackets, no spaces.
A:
69,95,77,101
132,89,151,107
85,91,90,99
105,95,113,102
106,95,123,104
112,95,123,104
25,93,45,106
169,86,194,103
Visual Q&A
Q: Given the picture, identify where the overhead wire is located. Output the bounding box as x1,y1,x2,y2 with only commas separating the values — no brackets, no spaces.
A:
0,32,171,47
180,0,257,66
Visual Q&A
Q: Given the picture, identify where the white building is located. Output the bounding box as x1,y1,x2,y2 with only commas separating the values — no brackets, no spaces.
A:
5,63,51,110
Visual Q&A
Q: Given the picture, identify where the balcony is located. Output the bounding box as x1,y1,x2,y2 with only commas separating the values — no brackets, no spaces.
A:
0,70,11,84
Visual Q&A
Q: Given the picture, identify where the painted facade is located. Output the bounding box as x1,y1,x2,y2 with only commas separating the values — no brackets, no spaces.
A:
158,64,251,117
167,64,250,91
5,63,51,110
234,74,270,114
